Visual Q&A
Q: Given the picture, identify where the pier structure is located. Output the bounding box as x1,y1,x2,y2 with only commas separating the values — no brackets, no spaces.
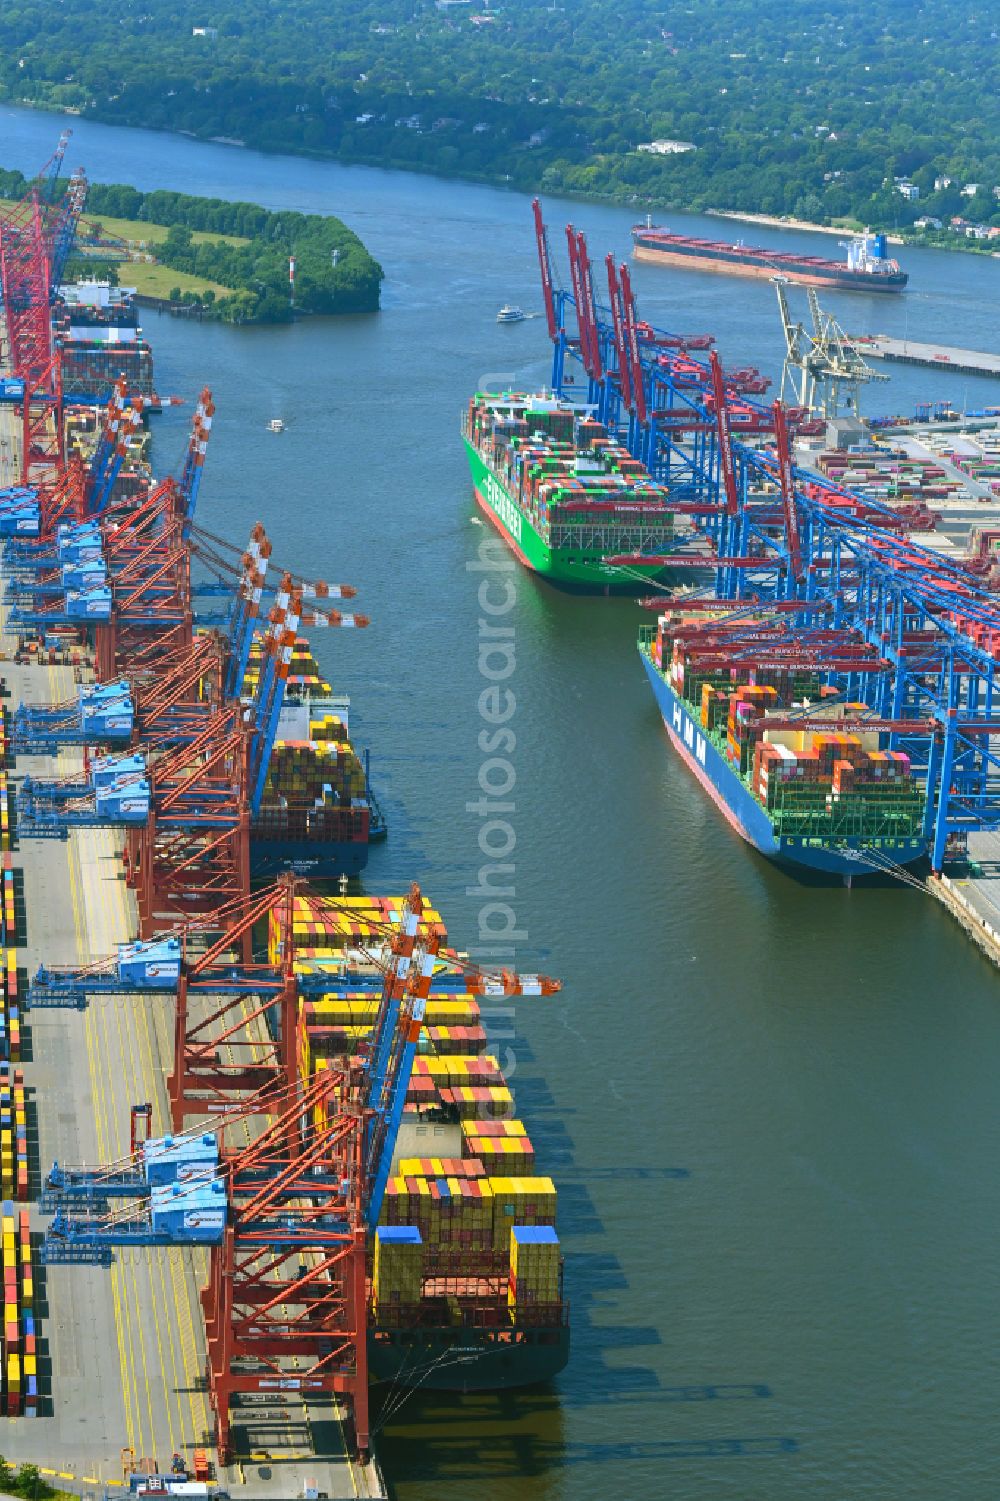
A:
0,139,393,1497
851,334,1000,379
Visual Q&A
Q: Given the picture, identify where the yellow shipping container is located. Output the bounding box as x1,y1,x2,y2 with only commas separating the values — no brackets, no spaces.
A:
490,1176,557,1244
461,1119,527,1139
373,1228,424,1307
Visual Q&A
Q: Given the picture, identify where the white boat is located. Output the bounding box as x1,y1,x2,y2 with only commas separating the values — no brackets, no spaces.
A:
496,305,527,324
267,418,285,433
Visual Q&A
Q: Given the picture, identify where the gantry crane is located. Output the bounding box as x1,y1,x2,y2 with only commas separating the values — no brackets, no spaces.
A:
531,198,1000,868
32,877,561,1460
774,279,888,420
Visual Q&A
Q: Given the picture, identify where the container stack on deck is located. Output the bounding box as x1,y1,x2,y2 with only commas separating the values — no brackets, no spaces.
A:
247,638,373,869
656,612,925,843
466,392,676,543
280,892,565,1351
65,407,152,508
54,286,156,405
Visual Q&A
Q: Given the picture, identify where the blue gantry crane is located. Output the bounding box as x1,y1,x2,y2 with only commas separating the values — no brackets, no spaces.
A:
42,1124,228,1265
14,573,299,835
531,199,1000,871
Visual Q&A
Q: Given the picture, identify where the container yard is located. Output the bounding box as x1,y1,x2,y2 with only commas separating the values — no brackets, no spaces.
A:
0,139,568,1499
799,425,1000,535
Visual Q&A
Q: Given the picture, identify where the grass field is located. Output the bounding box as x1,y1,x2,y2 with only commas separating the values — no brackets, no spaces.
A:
79,210,249,248
0,197,241,298
110,260,235,300
0,200,248,249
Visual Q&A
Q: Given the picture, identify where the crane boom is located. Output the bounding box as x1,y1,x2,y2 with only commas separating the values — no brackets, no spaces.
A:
709,350,739,516
617,262,647,425
773,400,803,583
575,230,602,381
564,224,591,375
605,254,632,411
531,198,557,341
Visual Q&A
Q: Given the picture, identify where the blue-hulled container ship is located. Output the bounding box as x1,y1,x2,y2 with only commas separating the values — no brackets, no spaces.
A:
639,618,927,877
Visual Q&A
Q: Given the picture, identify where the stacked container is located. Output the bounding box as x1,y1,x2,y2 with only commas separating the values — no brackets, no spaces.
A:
64,404,153,509
373,1226,423,1314
654,615,925,841
0,709,19,1062
19,1210,33,1415
0,1068,27,1202
462,1121,535,1174
491,1178,558,1244
270,895,447,966
381,1175,495,1252
283,891,561,1331
465,392,677,547
247,640,373,863
411,1055,504,1088
0,1200,30,1414
508,1225,560,1308
437,1084,514,1119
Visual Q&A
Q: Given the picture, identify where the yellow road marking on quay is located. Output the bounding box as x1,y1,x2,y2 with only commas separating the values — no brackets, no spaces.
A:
67,830,145,1457
124,859,210,1447
29,668,354,1483
106,826,211,1450
55,692,144,1457
41,666,212,1464
92,844,177,1458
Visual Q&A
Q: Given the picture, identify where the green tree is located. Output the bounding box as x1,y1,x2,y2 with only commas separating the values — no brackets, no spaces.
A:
17,1463,44,1498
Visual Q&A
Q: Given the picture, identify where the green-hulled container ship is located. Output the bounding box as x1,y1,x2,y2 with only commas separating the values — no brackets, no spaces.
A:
463,392,680,592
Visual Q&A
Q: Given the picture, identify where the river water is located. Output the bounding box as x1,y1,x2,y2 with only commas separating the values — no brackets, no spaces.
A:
4,105,1000,1500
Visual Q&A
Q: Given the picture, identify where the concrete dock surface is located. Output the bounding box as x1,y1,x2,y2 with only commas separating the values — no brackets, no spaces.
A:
0,664,382,1498
854,333,1000,378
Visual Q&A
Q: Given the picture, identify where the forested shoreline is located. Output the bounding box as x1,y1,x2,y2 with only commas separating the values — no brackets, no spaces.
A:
1,0,999,238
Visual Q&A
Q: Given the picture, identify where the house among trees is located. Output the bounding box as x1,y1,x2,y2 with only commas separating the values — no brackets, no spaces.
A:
636,139,697,155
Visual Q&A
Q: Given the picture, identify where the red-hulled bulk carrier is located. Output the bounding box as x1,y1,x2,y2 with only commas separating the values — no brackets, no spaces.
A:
632,222,907,293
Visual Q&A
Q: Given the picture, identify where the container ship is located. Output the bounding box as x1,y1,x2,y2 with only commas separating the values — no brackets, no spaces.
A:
639,613,927,876
246,636,386,879
272,893,570,1389
54,280,158,404
64,404,152,509
632,224,907,294
463,391,682,591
